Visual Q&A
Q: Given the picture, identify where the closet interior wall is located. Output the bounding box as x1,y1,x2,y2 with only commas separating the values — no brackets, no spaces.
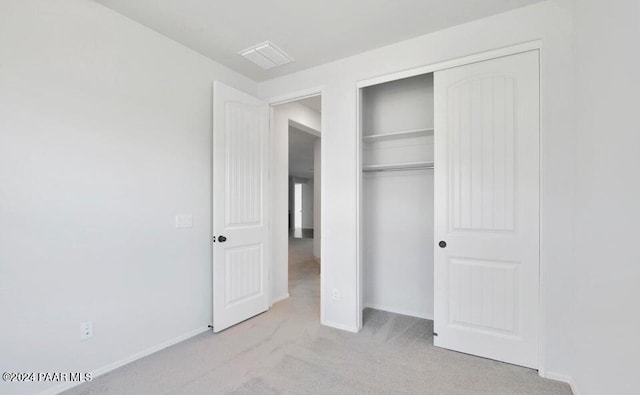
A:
362,73,435,319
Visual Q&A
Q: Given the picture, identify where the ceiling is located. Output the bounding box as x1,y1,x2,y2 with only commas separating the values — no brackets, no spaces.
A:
94,0,543,81
289,126,318,179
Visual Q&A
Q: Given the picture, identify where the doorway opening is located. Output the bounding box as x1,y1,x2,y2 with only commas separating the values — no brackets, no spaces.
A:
271,94,322,321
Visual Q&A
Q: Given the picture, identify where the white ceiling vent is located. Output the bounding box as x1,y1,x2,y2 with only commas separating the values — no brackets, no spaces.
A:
239,41,293,70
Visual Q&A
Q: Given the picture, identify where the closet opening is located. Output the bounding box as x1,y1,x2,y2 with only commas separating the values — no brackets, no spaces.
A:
359,73,435,327
357,48,541,368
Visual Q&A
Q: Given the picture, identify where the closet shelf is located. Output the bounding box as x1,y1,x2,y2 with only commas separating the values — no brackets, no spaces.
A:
363,128,434,142
362,161,434,173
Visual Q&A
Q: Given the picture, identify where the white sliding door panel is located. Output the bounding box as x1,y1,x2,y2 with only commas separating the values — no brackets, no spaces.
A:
434,51,539,368
213,81,270,332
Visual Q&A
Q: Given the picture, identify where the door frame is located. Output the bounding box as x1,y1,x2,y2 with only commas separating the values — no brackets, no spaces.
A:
355,40,546,374
267,87,327,325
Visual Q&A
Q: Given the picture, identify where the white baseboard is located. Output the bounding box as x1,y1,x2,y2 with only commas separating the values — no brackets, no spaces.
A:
543,371,578,394
271,293,290,304
322,320,359,333
39,326,210,395
364,303,433,320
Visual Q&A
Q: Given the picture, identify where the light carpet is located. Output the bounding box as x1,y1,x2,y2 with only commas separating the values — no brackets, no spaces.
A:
64,238,571,395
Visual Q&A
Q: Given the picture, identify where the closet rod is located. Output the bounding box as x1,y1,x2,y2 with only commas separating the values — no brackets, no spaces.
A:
362,165,434,173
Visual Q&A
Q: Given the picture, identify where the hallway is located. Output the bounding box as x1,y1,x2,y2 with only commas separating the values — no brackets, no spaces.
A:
287,237,320,316
65,239,570,395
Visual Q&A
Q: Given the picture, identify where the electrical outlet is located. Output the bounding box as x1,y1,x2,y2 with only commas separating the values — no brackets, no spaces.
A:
332,288,340,301
80,321,93,340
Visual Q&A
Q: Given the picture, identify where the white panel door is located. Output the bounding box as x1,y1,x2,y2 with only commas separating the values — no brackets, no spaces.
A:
212,81,270,332
433,51,540,368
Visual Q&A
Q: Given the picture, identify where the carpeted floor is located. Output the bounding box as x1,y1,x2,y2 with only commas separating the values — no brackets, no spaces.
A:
64,238,571,395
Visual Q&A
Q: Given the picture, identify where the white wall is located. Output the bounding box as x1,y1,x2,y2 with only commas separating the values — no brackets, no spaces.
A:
0,1,257,394
271,102,321,302
568,1,640,394
260,0,575,379
363,171,434,318
362,73,434,136
313,139,321,259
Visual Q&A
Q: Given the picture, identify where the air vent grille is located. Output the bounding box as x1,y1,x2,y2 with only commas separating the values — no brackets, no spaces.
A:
239,41,293,70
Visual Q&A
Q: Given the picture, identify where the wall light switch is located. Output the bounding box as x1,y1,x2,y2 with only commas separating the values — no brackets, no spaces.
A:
175,214,193,228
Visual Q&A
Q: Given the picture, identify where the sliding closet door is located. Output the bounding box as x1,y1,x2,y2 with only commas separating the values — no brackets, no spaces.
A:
433,51,540,368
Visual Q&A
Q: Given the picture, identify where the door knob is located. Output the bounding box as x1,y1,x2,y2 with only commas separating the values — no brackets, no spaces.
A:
218,235,227,242
439,241,447,248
